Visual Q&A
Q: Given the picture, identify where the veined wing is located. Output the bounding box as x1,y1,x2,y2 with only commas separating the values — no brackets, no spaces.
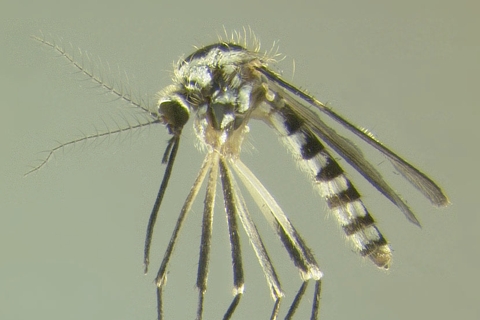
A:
258,67,449,225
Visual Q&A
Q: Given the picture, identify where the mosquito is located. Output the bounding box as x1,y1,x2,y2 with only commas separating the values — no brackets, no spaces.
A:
28,30,449,320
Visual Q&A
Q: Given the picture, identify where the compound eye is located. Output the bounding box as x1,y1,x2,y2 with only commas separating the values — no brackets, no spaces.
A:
158,99,190,133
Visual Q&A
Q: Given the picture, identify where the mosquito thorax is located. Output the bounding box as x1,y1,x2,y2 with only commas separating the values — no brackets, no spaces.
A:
160,43,267,154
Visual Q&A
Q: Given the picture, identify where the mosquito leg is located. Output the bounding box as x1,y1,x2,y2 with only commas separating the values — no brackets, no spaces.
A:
284,281,308,320
196,153,220,320
155,152,213,319
310,280,321,320
270,299,281,320
144,136,180,273
227,163,284,319
223,295,242,320
232,159,322,279
219,158,244,319
231,159,323,319
275,222,319,319
284,279,320,320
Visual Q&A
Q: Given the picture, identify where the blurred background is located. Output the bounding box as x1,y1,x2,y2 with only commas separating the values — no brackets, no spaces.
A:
1,1,478,319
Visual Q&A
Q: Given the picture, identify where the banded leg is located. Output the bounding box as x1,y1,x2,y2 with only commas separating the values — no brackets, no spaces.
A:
227,160,284,319
196,152,220,320
232,159,323,319
219,158,244,319
155,153,213,319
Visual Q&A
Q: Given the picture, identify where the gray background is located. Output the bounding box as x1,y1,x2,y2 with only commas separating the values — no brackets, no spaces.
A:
1,1,478,319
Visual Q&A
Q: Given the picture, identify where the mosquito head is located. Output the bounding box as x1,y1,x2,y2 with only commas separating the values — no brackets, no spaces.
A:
158,93,190,136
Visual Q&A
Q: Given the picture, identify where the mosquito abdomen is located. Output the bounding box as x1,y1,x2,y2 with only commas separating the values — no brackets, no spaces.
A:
267,98,392,269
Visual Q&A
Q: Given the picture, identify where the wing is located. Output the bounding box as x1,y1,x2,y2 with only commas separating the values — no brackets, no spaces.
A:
258,66,449,225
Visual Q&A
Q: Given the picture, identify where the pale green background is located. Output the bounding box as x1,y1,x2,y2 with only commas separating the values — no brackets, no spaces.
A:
1,2,478,319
